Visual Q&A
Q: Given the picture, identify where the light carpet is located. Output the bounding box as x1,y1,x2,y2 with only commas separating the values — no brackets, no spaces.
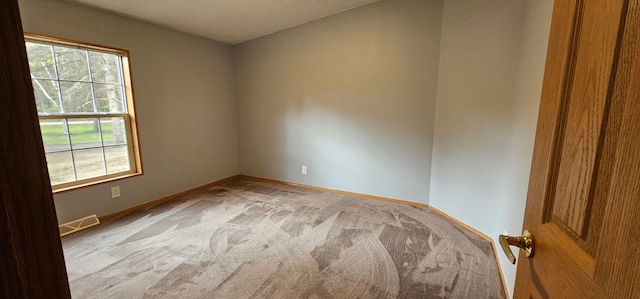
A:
62,177,506,298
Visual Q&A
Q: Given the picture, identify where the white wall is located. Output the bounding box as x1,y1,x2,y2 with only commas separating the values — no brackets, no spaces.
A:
235,0,443,203
19,0,240,223
430,0,553,295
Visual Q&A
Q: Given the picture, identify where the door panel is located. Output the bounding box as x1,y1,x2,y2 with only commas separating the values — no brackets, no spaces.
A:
515,0,640,298
550,0,622,238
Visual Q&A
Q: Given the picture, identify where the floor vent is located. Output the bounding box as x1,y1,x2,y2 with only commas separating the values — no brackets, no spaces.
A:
59,215,100,237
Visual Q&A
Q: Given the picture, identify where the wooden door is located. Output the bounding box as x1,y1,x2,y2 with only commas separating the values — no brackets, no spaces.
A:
0,0,71,297
513,0,640,298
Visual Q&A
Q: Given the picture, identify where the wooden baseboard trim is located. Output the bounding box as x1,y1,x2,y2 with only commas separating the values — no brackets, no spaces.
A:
239,175,493,242
95,173,509,297
423,205,509,298
240,174,508,297
492,238,511,299
98,174,494,243
98,174,240,223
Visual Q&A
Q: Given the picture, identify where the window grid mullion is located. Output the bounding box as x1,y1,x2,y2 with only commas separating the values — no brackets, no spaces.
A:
84,51,100,113
50,46,66,114
38,113,128,119
62,117,78,182
30,77,93,83
117,56,127,112
98,118,108,174
26,36,140,191
86,56,107,175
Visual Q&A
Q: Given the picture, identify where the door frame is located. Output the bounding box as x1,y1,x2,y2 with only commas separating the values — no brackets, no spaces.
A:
0,0,71,297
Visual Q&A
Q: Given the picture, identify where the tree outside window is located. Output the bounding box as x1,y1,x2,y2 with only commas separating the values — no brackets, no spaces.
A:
25,35,142,191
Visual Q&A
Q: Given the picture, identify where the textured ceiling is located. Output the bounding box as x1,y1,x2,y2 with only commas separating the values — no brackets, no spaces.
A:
65,0,381,44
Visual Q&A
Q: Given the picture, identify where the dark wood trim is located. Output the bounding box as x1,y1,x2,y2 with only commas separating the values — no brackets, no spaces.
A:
98,175,240,223
0,0,71,297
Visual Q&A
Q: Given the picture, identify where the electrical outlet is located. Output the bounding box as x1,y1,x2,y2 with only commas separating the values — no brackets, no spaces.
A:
111,186,120,198
301,165,307,175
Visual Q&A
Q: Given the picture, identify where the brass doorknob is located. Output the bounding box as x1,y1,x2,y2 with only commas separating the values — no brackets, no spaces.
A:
499,230,535,264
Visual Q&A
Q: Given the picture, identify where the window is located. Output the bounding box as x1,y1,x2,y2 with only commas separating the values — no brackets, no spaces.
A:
25,34,142,192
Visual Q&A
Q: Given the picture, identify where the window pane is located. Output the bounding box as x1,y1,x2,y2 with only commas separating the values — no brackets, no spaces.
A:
40,119,71,152
25,35,141,190
89,52,121,84
60,81,95,113
45,151,75,185
73,148,106,180
94,83,124,113
26,43,57,79
55,46,90,81
105,145,130,174
69,118,103,149
100,117,127,146
32,79,62,114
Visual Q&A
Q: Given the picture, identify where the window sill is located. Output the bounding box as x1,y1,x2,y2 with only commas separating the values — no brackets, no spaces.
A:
51,171,143,194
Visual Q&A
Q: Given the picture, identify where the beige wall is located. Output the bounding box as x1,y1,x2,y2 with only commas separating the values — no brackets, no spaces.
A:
19,0,240,223
429,0,553,295
235,0,443,203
